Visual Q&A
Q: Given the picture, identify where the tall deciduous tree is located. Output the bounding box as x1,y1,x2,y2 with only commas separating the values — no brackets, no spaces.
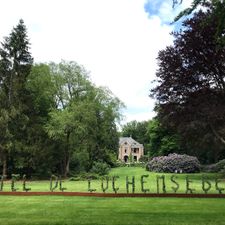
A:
45,61,93,177
86,86,123,166
173,0,225,46
45,61,123,177
148,118,182,157
151,6,225,162
0,19,33,176
24,64,58,177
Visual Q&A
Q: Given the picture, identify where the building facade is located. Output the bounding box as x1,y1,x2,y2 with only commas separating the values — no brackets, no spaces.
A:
118,137,144,163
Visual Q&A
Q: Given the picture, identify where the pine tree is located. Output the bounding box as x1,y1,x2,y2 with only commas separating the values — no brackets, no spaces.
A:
0,19,33,176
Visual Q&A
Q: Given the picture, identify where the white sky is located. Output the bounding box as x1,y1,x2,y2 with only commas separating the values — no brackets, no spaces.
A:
0,0,192,124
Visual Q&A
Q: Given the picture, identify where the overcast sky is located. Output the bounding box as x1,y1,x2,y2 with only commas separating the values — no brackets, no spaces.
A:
0,0,192,124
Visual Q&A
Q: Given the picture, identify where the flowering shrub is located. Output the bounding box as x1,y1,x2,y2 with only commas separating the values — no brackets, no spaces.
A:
147,153,200,173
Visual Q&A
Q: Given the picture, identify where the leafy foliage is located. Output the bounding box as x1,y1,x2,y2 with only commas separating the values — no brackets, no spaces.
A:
0,21,124,178
139,155,149,163
173,0,225,46
0,19,33,176
151,6,225,163
91,162,111,176
148,118,182,157
45,61,123,177
203,159,225,172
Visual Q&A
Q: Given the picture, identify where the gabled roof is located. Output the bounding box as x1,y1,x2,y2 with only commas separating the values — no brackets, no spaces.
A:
119,137,143,148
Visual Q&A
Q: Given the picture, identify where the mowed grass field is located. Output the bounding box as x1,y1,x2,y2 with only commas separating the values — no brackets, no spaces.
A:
0,167,225,225
0,196,225,225
1,167,224,193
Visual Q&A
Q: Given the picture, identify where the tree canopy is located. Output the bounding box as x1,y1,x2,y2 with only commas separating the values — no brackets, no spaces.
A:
151,6,225,162
45,61,123,177
173,0,225,46
148,118,182,157
0,21,124,177
0,19,33,176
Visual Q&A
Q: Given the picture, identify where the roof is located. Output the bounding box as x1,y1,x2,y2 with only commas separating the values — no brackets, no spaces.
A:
119,137,143,148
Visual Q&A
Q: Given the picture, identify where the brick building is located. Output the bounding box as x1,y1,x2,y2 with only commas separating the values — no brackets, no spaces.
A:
118,137,144,163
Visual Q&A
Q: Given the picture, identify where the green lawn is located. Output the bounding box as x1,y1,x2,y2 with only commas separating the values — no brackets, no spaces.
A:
0,196,225,225
0,167,225,225
1,167,223,194
109,167,222,194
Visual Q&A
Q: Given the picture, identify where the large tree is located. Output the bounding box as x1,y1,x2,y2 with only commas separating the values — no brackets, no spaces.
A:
173,0,225,46
23,64,58,177
151,6,225,162
0,19,33,176
148,118,182,157
45,61,93,177
45,61,123,177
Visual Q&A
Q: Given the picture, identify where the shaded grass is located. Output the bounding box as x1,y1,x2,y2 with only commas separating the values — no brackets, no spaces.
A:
0,196,224,225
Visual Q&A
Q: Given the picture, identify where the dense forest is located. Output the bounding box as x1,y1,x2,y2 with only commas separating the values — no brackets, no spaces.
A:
0,20,124,178
0,1,225,178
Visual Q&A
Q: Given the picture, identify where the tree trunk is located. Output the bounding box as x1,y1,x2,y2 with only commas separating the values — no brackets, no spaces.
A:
2,153,7,177
63,131,70,178
63,154,70,178
64,156,70,178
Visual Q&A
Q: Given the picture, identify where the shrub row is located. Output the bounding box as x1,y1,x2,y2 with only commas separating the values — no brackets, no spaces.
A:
115,161,146,168
69,161,111,181
147,153,200,173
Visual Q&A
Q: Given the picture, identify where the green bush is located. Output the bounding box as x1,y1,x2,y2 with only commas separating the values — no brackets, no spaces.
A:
90,162,110,176
139,155,149,163
103,151,118,168
114,161,127,167
128,162,146,167
203,159,225,173
70,150,91,173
